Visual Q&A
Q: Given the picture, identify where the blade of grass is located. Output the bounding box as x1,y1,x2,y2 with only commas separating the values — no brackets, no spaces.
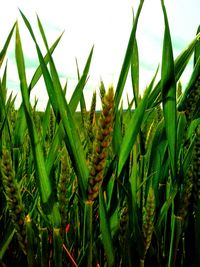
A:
177,112,187,153
128,145,144,259
41,100,51,140
148,33,200,110
155,182,178,232
53,228,62,267
0,23,16,68
45,123,63,176
37,14,93,114
112,108,123,155
99,188,115,267
0,92,14,143
83,201,93,267
161,0,177,179
1,63,7,103
0,224,15,260
194,25,200,66
40,228,49,267
117,68,158,177
19,11,89,198
131,38,139,107
15,22,61,226
37,15,89,197
177,55,200,112
25,215,36,267
19,11,59,117
167,214,182,267
69,46,94,113
29,32,64,91
114,0,144,111
14,33,62,147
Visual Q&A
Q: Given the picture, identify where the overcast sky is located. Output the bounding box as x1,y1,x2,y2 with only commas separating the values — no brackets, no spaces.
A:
0,0,199,110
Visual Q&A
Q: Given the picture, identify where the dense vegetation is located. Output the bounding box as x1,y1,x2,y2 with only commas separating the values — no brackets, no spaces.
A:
0,1,200,266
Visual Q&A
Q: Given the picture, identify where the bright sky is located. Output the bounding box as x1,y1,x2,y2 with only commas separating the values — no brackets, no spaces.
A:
0,0,199,110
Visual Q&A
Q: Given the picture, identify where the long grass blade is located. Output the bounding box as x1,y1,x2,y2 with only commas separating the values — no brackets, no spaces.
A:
99,188,115,267
29,32,64,91
117,68,158,177
0,23,16,68
194,25,200,66
69,46,94,113
19,12,89,198
131,38,139,107
114,0,144,111
161,0,177,179
15,22,61,226
148,33,200,109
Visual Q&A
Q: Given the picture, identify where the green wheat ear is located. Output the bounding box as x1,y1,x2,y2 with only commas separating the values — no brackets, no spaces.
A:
142,186,155,258
1,149,27,254
87,91,97,162
81,107,88,131
119,199,129,246
177,170,193,220
184,76,200,122
87,85,114,201
192,125,200,203
58,148,71,236
49,107,55,143
99,79,106,101
177,81,182,99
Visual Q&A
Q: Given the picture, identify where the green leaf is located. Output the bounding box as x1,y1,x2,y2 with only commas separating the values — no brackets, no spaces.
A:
0,23,16,68
29,32,64,91
161,0,177,178
13,105,26,147
187,118,200,139
167,215,182,267
41,100,51,140
148,33,200,110
14,22,62,148
114,0,144,111
38,20,89,198
40,228,49,267
0,67,7,119
174,32,200,81
15,22,60,226
53,228,62,267
131,38,139,107
147,120,168,201
69,46,94,113
0,224,15,260
194,25,200,66
155,183,178,231
26,215,37,267
177,55,200,112
182,135,196,176
117,68,158,177
99,189,115,267
112,108,123,155
177,112,187,153
20,12,89,199
45,122,64,177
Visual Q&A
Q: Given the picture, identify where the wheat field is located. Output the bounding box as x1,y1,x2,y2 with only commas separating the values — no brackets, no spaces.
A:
0,1,200,266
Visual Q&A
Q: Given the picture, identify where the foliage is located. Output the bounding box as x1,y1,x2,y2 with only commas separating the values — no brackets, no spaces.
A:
0,1,200,266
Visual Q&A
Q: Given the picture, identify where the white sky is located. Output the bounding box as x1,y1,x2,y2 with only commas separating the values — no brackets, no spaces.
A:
0,0,199,110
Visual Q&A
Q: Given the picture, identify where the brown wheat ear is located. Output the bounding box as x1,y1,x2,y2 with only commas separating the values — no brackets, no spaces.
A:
87,86,114,201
